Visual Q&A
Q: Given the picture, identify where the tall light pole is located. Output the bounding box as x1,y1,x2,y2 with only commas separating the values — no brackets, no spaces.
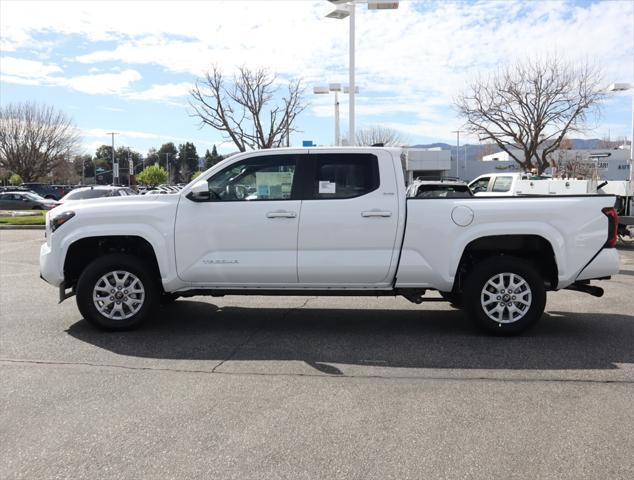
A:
106,132,118,185
451,130,461,178
326,1,399,146
314,83,358,146
165,153,171,184
607,83,634,189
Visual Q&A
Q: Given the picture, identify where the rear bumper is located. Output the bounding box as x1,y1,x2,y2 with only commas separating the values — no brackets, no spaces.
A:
576,248,620,282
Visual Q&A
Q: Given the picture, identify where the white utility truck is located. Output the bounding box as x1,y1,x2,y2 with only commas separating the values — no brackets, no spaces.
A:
40,147,620,335
469,172,598,196
469,172,633,242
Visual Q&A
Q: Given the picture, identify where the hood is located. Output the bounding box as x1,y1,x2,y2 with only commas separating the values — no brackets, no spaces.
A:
49,192,180,217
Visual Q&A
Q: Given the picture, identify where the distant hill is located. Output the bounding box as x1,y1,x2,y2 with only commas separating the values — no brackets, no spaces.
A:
409,138,609,162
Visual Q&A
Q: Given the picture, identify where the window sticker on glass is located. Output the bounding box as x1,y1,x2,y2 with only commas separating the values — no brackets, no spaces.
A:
255,171,293,199
319,181,336,194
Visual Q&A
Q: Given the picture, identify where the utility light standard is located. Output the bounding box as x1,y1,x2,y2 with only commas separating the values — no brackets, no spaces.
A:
314,83,359,146
451,130,462,178
607,83,634,188
106,132,119,185
325,0,399,145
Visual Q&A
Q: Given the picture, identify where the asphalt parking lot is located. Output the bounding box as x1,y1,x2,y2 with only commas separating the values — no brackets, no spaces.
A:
1,230,633,479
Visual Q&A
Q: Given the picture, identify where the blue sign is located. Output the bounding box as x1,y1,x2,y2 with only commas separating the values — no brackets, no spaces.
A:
302,140,314,147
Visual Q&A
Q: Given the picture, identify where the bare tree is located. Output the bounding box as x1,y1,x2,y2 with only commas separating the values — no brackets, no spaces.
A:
0,102,81,181
190,66,306,152
455,56,605,173
355,125,406,147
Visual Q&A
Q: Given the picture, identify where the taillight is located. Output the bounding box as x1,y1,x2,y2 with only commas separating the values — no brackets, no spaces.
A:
602,207,618,248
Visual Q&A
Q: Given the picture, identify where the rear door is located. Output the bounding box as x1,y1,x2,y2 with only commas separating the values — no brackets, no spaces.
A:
296,151,400,286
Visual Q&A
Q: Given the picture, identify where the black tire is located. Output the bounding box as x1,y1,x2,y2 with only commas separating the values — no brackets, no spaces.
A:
75,254,159,330
463,256,546,335
440,291,462,308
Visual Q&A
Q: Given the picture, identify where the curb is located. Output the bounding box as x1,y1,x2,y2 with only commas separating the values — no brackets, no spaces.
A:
0,225,45,230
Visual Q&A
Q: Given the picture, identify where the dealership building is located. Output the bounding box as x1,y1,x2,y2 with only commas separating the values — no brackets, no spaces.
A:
452,147,631,182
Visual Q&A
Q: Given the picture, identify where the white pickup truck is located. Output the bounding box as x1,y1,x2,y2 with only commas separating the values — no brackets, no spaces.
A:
40,147,620,334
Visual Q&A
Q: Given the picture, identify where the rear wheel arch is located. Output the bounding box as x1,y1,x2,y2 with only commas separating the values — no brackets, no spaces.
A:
452,235,558,293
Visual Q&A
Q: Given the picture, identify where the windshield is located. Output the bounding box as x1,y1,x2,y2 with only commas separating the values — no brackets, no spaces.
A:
415,185,472,198
63,189,111,200
23,192,47,201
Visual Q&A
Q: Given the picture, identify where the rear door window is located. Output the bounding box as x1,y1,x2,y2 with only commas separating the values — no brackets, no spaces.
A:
310,154,379,199
492,176,513,192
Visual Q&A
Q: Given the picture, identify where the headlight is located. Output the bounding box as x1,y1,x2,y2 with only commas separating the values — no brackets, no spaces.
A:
50,211,75,232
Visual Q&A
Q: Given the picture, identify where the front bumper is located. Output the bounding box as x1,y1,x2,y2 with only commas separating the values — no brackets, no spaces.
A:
39,242,64,287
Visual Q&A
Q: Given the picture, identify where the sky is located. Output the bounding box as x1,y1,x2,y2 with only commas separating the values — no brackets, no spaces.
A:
1,0,633,157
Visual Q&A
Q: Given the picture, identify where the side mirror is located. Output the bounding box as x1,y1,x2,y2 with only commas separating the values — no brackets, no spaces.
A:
186,180,211,202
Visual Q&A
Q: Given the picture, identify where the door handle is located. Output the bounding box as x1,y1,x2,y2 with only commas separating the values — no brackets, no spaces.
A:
266,211,297,218
361,210,392,217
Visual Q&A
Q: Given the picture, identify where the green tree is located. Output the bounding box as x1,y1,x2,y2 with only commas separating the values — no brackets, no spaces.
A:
157,143,178,183
177,142,199,184
72,154,94,181
9,173,23,185
136,165,168,187
93,145,141,184
204,144,223,169
146,147,159,166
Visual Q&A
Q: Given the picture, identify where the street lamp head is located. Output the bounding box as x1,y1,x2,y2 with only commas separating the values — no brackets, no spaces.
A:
313,86,330,94
326,4,351,19
343,86,360,94
329,83,342,92
608,82,634,92
367,1,399,10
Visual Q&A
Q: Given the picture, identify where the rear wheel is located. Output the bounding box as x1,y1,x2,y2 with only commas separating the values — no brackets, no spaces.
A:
463,256,546,335
76,254,159,330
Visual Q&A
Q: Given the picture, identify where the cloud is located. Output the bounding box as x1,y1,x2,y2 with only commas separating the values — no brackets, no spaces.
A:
65,69,141,95
1,0,632,142
97,106,124,112
125,82,192,101
82,128,163,140
0,56,142,96
0,56,62,78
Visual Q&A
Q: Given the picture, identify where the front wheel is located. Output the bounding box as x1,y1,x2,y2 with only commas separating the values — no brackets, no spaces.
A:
463,256,546,335
76,254,159,330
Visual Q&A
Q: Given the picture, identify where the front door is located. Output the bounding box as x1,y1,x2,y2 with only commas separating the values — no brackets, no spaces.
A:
175,153,302,285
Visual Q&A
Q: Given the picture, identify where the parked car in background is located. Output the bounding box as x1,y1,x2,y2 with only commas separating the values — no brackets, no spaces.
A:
0,186,31,193
59,186,137,203
0,191,60,210
21,183,72,200
406,177,473,198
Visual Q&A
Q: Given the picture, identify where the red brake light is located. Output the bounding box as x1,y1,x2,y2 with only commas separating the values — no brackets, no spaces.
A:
602,207,618,248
